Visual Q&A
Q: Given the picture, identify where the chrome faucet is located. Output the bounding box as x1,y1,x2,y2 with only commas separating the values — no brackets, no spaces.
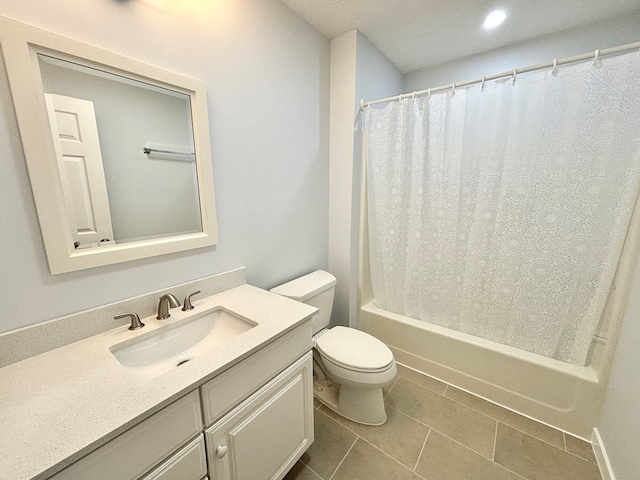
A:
157,293,180,320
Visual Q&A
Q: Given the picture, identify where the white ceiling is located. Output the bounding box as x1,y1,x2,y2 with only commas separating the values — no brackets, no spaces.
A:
280,0,640,73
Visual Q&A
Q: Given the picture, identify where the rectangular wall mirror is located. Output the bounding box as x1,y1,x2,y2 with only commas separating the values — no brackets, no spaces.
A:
0,16,218,274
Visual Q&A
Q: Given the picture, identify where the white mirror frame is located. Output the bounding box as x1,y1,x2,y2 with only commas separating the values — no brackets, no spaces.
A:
0,16,218,274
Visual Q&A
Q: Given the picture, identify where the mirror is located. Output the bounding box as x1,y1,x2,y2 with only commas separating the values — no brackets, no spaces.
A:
0,16,218,273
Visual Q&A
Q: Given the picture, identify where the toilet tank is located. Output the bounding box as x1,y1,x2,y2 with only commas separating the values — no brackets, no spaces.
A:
270,270,336,334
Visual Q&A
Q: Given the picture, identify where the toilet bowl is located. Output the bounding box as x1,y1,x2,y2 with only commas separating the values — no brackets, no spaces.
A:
270,270,396,425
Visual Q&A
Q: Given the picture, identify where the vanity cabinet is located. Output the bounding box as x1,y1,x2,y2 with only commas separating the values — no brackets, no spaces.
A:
50,391,204,480
205,353,313,480
49,322,313,480
140,436,208,480
200,322,314,480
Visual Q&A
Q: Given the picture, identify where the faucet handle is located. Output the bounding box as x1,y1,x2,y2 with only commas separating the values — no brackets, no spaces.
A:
115,313,145,330
182,290,201,311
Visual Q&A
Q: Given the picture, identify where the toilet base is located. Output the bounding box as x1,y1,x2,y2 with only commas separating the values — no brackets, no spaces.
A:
313,379,388,426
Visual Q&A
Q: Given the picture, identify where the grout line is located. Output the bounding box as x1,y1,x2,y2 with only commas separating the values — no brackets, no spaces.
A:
316,406,360,437
498,422,576,454
426,426,529,480
497,422,598,466
492,420,499,461
328,436,358,480
439,390,571,452
357,436,428,480
424,426,494,460
312,402,531,480
491,424,588,480
397,360,571,444
440,380,571,440
396,373,448,396
396,362,454,395
497,464,530,480
561,448,600,465
413,427,431,472
298,458,325,480
383,377,398,399
318,402,432,467
377,397,497,462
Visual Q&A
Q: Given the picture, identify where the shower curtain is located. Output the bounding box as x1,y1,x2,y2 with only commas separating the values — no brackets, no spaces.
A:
365,50,640,365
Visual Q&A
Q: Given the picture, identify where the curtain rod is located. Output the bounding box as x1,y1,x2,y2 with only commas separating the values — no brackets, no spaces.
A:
360,41,640,111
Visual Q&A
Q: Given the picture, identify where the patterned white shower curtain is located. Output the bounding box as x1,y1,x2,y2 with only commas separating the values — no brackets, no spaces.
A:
365,51,640,365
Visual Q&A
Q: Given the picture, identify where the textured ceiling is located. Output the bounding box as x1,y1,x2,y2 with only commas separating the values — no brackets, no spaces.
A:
280,0,640,73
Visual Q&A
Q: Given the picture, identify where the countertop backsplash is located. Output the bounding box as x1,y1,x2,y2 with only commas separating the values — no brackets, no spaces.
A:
0,267,247,367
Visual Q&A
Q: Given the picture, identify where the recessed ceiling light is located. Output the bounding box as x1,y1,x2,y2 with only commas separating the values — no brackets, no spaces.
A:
484,10,506,29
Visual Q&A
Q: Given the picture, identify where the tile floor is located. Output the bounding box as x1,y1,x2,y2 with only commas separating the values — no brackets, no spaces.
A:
284,364,602,480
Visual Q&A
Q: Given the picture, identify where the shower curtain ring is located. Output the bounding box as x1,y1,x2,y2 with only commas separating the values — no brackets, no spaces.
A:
481,76,486,91
452,82,456,95
593,49,600,66
552,59,558,75
398,94,403,103
427,88,431,99
512,69,517,85
412,91,416,100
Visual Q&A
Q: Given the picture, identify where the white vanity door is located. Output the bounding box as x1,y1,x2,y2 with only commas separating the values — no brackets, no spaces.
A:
140,435,207,480
205,352,314,480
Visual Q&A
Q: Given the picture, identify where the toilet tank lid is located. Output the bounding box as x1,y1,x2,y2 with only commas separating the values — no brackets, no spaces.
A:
270,270,336,302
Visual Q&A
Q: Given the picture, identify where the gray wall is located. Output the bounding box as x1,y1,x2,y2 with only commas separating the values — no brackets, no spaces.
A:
0,0,329,334
597,260,640,479
327,30,402,328
351,32,403,323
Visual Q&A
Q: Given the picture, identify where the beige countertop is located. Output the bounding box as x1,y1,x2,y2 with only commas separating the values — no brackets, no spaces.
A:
0,284,316,480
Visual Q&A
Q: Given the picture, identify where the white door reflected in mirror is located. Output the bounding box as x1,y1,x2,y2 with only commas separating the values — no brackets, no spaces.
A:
39,54,202,247
45,93,115,249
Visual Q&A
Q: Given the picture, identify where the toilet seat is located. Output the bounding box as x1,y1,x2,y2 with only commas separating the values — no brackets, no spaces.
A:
315,326,394,373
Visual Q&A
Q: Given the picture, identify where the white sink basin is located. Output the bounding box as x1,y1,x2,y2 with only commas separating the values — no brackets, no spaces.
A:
110,307,256,379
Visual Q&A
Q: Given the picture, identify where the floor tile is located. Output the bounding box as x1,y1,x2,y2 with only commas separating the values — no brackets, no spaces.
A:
564,433,597,464
386,377,496,458
396,364,447,394
494,423,602,480
332,438,422,480
445,386,564,448
318,403,430,468
284,461,323,480
415,430,524,480
300,409,357,479
382,376,398,398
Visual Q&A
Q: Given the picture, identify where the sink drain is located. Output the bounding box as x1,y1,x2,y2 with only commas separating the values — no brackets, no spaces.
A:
176,359,191,367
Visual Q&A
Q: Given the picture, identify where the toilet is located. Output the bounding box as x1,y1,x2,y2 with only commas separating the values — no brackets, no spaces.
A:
271,270,397,425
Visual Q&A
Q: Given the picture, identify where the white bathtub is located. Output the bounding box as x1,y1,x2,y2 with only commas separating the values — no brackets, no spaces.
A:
360,300,605,438
355,149,640,439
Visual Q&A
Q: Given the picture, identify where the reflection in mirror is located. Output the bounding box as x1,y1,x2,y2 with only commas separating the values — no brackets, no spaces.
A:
0,15,217,274
39,55,202,249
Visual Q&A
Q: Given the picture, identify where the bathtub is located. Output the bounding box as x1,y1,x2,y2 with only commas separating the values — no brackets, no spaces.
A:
359,300,606,438
355,143,640,439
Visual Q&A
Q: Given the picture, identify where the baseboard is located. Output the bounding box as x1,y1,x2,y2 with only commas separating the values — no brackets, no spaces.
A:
592,428,616,480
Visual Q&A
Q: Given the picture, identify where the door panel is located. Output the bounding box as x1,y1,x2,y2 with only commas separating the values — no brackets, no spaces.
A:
45,93,114,247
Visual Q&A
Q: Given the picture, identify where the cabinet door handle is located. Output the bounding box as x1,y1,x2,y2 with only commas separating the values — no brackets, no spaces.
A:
216,445,228,458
